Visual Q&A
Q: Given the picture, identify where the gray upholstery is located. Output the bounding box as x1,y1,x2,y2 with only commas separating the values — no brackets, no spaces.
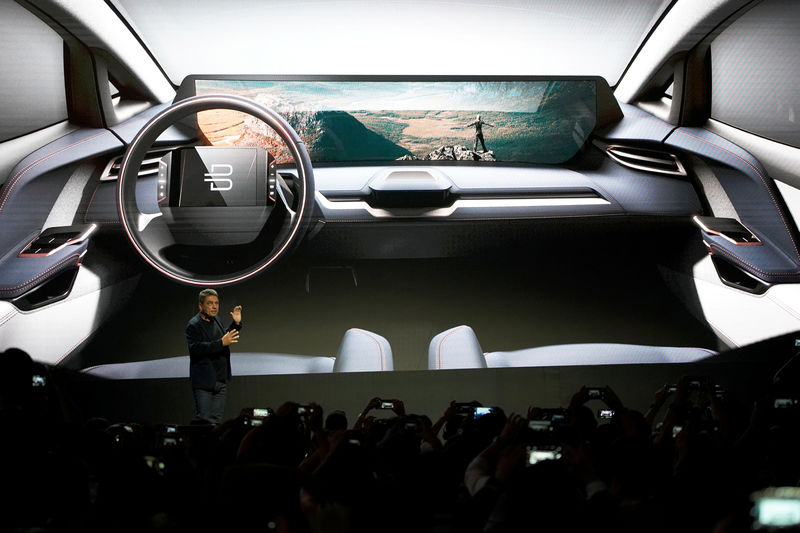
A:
666,126,800,283
83,327,393,379
0,127,121,297
83,353,335,379
333,328,393,372
0,238,88,299
0,128,121,253
485,344,717,367
233,353,334,374
428,325,487,370
429,325,716,370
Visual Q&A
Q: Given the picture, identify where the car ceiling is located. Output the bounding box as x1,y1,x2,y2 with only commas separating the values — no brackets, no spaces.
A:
110,0,671,85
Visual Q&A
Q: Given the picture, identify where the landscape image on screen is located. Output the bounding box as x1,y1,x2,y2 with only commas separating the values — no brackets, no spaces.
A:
194,80,596,165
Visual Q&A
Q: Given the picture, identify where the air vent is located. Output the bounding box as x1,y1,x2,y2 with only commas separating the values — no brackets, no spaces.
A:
100,146,184,182
601,143,687,176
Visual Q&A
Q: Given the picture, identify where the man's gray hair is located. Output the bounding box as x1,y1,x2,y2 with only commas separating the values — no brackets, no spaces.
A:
198,288,218,305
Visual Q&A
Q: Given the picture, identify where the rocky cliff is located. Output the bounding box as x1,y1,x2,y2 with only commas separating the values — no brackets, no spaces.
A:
398,145,496,162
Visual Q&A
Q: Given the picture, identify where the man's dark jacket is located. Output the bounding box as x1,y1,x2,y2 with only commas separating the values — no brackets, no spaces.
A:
185,312,242,390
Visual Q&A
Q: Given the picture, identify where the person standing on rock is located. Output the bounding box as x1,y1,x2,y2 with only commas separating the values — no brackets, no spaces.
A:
463,114,494,152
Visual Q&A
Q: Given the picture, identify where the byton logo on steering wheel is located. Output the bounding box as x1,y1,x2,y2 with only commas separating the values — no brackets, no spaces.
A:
204,164,234,191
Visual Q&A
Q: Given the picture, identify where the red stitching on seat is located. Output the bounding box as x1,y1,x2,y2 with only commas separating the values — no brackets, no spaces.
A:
0,309,18,328
0,131,108,214
676,129,800,263
115,116,149,134
83,184,101,223
709,242,800,277
82,184,119,225
351,328,385,370
0,253,81,294
435,325,468,369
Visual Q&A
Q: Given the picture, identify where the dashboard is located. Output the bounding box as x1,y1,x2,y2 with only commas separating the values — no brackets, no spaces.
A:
2,75,796,292
100,76,711,286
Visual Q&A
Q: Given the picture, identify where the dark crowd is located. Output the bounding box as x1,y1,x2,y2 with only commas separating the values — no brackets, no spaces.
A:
2,347,800,532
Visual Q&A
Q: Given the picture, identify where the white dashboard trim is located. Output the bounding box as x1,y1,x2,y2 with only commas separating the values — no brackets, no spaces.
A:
316,191,609,218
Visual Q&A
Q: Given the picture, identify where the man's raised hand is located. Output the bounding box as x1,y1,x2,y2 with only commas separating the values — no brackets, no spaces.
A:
222,329,240,346
230,305,243,324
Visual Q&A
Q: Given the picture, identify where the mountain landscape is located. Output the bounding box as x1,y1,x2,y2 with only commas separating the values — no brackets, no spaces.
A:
195,80,596,164
198,109,412,164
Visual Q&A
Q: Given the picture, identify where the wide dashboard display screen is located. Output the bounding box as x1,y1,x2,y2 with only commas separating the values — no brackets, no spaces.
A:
194,79,596,165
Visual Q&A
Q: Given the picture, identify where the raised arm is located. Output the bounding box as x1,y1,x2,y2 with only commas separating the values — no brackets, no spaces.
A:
229,305,243,330
353,397,381,430
431,402,455,436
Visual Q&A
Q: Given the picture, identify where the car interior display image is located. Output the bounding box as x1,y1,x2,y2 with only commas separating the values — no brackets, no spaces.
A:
1,0,800,531
192,79,597,164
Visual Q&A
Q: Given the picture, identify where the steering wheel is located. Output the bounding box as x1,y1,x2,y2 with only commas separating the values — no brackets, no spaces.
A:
117,94,314,286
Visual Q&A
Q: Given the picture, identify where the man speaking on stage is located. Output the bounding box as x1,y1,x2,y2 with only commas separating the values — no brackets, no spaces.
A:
185,288,242,424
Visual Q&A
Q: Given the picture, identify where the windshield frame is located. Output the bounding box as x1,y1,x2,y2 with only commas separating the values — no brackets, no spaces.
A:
109,0,675,88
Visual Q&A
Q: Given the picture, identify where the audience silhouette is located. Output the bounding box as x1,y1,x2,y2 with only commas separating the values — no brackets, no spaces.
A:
2,347,799,532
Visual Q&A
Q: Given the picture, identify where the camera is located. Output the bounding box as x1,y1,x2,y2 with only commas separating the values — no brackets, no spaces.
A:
253,408,273,418
31,374,46,387
297,405,313,415
687,376,709,390
404,419,421,431
345,431,363,446
598,409,615,419
529,419,552,432
751,487,800,530
586,387,604,400
774,398,799,409
157,425,183,447
453,402,475,415
160,436,181,447
473,406,494,419
526,445,561,465
243,416,263,427
379,400,395,409
539,408,567,424
144,455,166,474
